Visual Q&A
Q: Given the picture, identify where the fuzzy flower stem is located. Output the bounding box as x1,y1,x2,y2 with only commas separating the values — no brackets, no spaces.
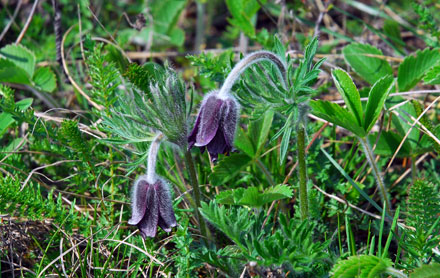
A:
147,133,164,184
184,149,209,244
358,136,392,217
218,51,287,99
297,124,309,220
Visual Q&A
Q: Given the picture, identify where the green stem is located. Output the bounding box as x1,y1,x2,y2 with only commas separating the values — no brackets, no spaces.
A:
297,125,309,220
358,137,392,217
183,149,209,244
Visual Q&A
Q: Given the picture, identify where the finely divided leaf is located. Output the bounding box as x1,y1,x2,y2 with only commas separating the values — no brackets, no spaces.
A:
310,100,366,137
363,75,394,132
343,43,393,85
398,48,440,91
332,69,363,127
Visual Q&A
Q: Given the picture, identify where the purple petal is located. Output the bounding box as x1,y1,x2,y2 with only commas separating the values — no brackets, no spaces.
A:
128,176,150,225
156,179,177,232
207,129,227,157
188,104,203,149
137,185,159,238
195,94,223,147
221,98,239,147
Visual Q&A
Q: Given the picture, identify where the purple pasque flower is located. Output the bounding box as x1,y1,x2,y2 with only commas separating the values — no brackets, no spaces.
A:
128,175,177,238
188,91,239,161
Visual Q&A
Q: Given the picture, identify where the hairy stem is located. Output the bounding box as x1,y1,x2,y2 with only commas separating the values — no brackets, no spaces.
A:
358,137,392,217
146,133,164,184
183,149,209,244
297,125,309,220
218,51,287,99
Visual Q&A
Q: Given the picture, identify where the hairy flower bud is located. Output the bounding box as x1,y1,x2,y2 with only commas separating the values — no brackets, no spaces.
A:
128,175,177,238
188,91,239,161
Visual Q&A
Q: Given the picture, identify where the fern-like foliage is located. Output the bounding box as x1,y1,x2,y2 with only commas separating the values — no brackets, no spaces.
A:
58,120,91,162
254,214,331,274
85,41,121,111
331,255,395,278
403,179,440,268
0,176,91,233
200,201,331,276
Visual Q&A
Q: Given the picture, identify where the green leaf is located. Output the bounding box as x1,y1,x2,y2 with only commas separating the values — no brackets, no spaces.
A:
209,153,252,186
410,264,440,278
424,65,440,85
363,75,394,132
331,255,392,278
216,185,293,208
332,68,363,127
33,67,56,92
368,131,411,157
310,100,366,137
389,98,420,151
0,44,36,78
398,48,440,91
0,112,14,136
234,127,255,157
225,0,265,37
343,43,393,85
0,59,32,85
248,110,274,154
16,98,33,110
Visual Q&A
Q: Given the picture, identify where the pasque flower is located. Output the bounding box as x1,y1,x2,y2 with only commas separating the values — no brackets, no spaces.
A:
128,175,177,238
128,133,177,238
188,51,286,161
188,91,239,161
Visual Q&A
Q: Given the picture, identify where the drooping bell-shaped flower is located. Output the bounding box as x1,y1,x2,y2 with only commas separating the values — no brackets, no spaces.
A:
128,175,177,238
128,133,176,238
188,91,239,161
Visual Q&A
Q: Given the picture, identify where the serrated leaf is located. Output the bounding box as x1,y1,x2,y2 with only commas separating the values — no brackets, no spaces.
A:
363,75,394,132
209,153,252,186
410,264,440,278
0,44,36,78
332,68,363,127
0,59,31,85
343,43,393,85
398,48,440,91
424,65,440,85
310,100,366,137
331,255,392,278
33,67,56,92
